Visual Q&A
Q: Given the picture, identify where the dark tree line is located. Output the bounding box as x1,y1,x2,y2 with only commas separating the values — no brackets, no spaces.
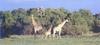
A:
0,8,100,38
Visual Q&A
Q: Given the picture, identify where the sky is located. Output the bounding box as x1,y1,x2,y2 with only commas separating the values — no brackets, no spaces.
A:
0,0,100,14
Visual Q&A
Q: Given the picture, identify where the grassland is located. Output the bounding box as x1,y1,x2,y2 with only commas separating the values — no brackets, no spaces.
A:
0,35,100,45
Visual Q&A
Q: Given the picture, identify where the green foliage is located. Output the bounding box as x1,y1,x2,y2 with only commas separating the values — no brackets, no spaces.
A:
3,11,15,27
70,11,89,35
0,8,98,37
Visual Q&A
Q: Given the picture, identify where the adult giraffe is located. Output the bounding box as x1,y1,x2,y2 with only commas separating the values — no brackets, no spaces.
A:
53,19,69,38
31,14,43,35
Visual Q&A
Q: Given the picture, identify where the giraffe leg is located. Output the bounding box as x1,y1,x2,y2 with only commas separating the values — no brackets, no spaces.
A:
34,30,37,39
44,35,47,39
53,31,56,38
44,32,48,39
34,30,37,35
58,31,61,38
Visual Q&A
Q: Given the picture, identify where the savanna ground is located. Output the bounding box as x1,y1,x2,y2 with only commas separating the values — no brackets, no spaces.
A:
0,35,100,45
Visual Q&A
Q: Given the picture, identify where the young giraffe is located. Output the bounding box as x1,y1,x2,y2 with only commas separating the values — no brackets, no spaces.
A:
53,19,69,38
44,25,53,38
31,15,42,35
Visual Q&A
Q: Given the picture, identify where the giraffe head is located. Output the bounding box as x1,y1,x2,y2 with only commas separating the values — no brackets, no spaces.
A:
31,14,34,20
65,19,69,23
64,16,70,23
31,14,34,17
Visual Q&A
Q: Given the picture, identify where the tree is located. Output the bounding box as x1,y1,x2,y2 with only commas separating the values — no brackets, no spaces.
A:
2,11,15,37
93,13,100,33
71,11,90,35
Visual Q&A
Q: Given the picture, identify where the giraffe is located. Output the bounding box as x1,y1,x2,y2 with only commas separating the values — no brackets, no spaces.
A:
31,14,43,35
44,25,53,38
53,19,69,38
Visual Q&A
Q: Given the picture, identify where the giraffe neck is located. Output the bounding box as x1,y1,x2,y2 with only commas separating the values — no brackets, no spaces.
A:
57,19,68,28
31,15,37,26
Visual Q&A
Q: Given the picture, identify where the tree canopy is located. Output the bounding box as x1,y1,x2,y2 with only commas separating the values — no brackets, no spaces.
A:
0,8,100,38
